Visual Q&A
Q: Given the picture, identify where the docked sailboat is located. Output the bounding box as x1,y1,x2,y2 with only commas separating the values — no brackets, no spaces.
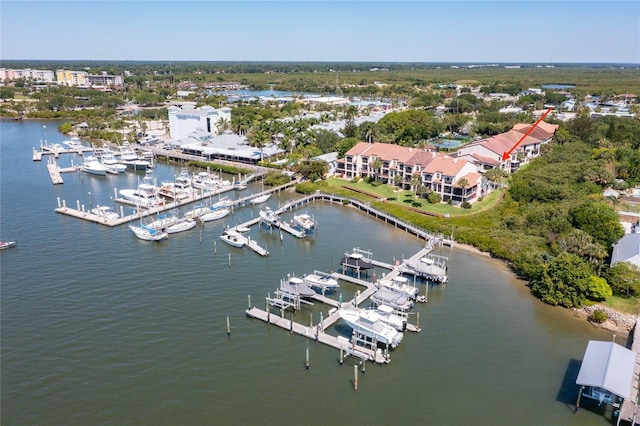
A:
166,217,197,234
250,193,270,205
338,308,404,348
200,206,230,222
129,223,168,241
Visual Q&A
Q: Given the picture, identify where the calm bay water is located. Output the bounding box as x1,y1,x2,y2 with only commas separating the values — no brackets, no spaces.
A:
1,120,615,425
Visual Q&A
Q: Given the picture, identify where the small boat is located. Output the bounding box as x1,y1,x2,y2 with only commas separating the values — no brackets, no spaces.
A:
379,275,419,300
250,193,271,205
259,206,279,225
303,271,339,292
90,206,120,220
233,181,247,191
370,288,413,311
340,250,374,270
200,206,230,222
166,217,197,234
0,241,17,250
338,308,404,348
280,276,316,299
234,225,251,233
129,224,168,241
81,155,109,176
220,229,245,248
292,213,316,232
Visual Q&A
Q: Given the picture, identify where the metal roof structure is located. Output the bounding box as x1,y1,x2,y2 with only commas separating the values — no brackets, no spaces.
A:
576,340,636,400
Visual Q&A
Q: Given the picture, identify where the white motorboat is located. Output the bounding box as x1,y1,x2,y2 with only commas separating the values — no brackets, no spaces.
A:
338,309,404,348
158,183,190,201
192,171,219,191
234,225,250,233
81,155,109,176
250,193,271,205
200,206,230,222
259,206,279,225
379,275,419,300
220,229,245,248
63,136,84,150
129,224,168,241
370,288,413,311
292,213,316,232
0,240,17,250
303,271,339,291
118,141,150,170
90,206,120,220
233,181,247,191
367,305,407,331
279,276,316,299
100,150,127,174
166,217,197,234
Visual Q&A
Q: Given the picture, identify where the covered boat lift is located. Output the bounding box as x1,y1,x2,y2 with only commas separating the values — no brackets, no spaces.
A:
575,340,636,420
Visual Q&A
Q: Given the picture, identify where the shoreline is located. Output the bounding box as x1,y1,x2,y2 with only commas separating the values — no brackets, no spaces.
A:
451,241,637,337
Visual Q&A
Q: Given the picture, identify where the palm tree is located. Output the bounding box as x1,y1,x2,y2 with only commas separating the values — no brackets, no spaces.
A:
457,177,469,202
411,173,421,201
371,158,382,181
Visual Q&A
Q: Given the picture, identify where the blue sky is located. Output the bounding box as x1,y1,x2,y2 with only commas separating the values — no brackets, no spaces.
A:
2,1,639,63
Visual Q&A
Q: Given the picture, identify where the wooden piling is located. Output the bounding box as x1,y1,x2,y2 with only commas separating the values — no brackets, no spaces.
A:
354,364,358,390
226,316,231,336
305,345,310,370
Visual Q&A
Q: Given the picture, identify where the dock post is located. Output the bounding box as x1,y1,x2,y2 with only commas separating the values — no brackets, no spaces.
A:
62,199,66,209
575,386,583,413
226,316,231,336
353,365,358,391
320,312,323,330
76,200,80,211
114,188,118,199
417,312,420,329
362,358,366,374
120,205,124,218
248,295,251,308
213,240,216,253
340,348,344,364
228,253,231,266
290,313,294,333
57,197,61,208
305,345,310,370
309,311,313,327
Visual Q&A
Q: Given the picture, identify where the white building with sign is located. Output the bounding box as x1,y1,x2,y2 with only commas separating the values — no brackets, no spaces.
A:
167,105,231,140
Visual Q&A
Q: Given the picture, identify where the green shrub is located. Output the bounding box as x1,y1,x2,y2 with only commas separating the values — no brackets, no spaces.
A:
588,309,608,324
461,201,472,209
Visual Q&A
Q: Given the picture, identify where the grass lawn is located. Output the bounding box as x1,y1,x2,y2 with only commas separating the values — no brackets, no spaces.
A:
604,296,640,315
326,177,505,217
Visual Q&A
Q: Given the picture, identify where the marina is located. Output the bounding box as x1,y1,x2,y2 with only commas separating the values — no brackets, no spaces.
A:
1,120,618,425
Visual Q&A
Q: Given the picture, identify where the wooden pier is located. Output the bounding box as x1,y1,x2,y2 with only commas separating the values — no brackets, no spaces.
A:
618,319,640,424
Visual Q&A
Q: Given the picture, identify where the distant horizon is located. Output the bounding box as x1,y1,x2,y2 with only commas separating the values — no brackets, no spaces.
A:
2,1,638,63
2,60,639,66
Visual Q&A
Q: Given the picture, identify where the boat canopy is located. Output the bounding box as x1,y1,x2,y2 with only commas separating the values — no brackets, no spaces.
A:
576,340,635,400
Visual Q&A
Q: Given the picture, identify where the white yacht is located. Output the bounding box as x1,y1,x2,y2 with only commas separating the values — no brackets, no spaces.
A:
118,141,150,170
100,150,127,174
338,308,404,348
63,136,84,150
81,154,109,176
192,171,219,191
119,170,162,208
